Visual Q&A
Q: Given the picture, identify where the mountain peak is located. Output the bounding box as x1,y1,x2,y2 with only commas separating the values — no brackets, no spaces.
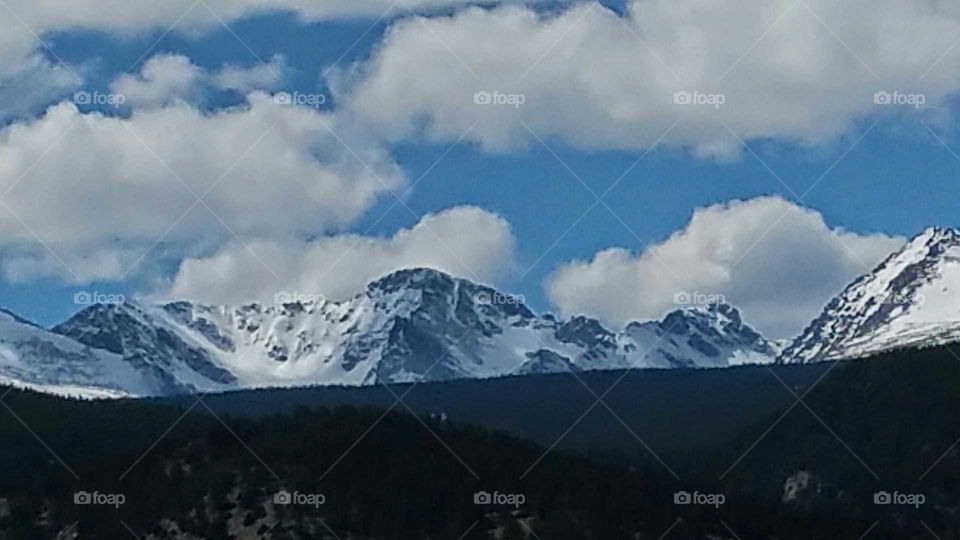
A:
781,226,960,363
687,301,741,320
915,226,960,244
366,267,459,294
893,227,960,265
652,302,777,361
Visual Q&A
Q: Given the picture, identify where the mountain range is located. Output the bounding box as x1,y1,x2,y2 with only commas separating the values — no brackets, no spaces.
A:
2,227,959,397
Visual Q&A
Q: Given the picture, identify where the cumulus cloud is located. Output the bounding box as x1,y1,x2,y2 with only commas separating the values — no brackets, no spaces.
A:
110,54,206,108
0,24,78,122
111,54,287,108
211,55,287,93
0,92,403,283
0,0,536,122
166,206,517,305
0,59,76,123
338,0,960,156
545,196,904,338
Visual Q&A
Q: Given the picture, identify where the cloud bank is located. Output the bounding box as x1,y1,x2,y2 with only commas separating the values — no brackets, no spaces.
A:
0,91,402,283
0,0,539,120
339,0,960,156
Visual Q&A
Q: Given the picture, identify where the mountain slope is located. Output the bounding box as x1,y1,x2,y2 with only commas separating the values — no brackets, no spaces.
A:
712,344,960,538
781,228,960,363
40,268,778,396
0,386,670,540
174,361,831,459
0,309,163,398
4,344,960,538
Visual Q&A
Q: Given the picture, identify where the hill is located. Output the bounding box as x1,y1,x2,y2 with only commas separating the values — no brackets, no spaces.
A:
165,362,831,463
3,345,960,538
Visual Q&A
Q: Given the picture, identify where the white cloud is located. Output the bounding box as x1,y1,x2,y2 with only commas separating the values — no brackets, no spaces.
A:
0,24,78,122
0,92,403,283
338,0,960,156
166,206,517,305
0,57,76,123
111,54,288,108
110,54,206,108
0,0,540,123
211,55,287,93
1,0,543,31
545,196,904,338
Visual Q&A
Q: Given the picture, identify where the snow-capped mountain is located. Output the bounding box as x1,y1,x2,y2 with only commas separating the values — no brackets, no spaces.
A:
10,224,960,397
1,268,775,397
780,227,960,363
0,308,165,398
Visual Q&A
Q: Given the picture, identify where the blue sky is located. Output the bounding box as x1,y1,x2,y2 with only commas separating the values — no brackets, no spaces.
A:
1,0,959,337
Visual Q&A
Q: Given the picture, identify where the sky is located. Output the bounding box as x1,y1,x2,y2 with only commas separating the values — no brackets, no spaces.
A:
0,0,958,338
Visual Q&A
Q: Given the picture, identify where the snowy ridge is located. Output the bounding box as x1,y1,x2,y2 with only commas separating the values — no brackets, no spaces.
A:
0,268,780,397
0,309,163,398
10,227,960,397
780,227,960,363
